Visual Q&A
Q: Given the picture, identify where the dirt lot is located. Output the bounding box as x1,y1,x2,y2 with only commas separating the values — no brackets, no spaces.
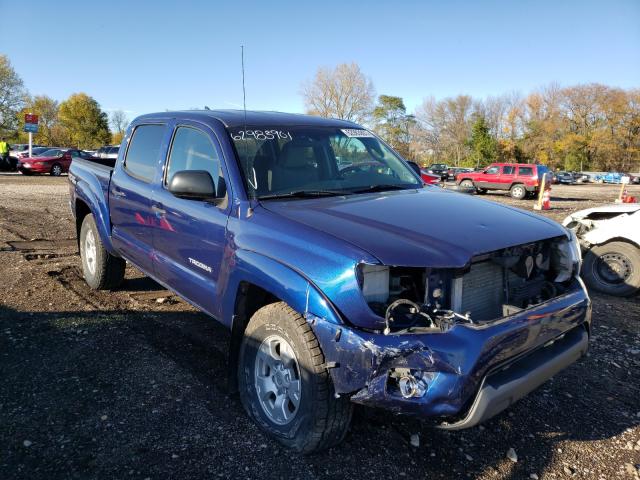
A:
1,174,639,480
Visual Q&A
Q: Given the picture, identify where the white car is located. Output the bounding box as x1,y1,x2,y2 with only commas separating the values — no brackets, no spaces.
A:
563,204,640,296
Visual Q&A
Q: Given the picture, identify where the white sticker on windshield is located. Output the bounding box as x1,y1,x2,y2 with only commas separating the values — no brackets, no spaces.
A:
341,129,375,138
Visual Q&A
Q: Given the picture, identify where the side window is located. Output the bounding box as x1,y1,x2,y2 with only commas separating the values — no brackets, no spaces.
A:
502,166,515,175
124,125,165,182
518,167,533,176
165,126,224,194
485,166,499,174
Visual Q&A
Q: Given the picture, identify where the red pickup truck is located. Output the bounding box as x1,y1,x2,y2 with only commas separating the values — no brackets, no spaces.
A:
457,163,550,199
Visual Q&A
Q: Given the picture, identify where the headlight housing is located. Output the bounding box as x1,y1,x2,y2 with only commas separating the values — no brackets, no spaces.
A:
551,229,582,282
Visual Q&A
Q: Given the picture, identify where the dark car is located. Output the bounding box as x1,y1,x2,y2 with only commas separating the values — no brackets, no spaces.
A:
427,163,449,180
554,171,575,185
70,109,589,452
447,167,473,181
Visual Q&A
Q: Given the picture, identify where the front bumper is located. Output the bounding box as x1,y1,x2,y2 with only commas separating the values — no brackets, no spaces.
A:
18,163,48,174
310,279,591,425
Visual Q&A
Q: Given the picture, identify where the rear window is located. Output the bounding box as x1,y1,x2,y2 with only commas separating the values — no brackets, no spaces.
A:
108,147,119,154
518,166,533,176
124,125,165,182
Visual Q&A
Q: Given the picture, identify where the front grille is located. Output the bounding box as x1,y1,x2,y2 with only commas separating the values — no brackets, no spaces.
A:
459,261,504,321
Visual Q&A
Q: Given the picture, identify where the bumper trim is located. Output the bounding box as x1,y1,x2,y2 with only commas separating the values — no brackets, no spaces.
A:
439,326,589,430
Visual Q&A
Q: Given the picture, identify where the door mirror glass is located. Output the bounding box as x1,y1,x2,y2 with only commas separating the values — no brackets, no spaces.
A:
168,170,216,200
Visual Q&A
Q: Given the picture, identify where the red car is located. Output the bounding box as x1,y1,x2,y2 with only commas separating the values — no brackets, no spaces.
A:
420,169,441,185
18,149,95,176
456,163,551,199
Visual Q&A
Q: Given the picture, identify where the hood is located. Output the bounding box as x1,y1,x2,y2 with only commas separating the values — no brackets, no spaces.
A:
262,188,566,267
563,203,640,224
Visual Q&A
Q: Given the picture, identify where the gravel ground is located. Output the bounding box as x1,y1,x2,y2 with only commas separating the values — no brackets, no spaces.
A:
1,173,639,480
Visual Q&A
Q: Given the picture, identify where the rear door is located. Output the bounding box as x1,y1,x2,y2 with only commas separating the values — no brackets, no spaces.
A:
151,122,231,317
110,123,169,275
499,165,516,189
516,165,535,188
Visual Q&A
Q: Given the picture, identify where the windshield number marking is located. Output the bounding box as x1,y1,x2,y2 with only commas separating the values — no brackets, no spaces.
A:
232,130,292,141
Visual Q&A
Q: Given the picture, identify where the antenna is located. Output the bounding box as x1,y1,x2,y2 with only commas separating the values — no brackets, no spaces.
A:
241,45,257,192
241,45,247,126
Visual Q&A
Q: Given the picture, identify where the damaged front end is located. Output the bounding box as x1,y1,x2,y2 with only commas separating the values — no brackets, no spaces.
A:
357,234,582,334
310,234,590,426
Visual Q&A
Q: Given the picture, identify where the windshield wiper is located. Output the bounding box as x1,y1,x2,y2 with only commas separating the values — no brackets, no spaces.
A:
350,184,416,194
259,189,352,200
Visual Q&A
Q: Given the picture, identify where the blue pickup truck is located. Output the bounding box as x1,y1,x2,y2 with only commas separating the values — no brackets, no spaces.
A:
69,110,591,452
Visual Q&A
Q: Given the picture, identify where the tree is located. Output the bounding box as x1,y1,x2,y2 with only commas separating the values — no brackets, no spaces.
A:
110,110,129,144
302,63,375,124
372,95,415,159
468,115,498,168
20,95,60,145
0,55,27,136
58,93,110,149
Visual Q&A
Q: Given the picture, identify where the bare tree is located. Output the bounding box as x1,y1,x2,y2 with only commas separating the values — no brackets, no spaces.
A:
110,110,129,135
301,63,375,124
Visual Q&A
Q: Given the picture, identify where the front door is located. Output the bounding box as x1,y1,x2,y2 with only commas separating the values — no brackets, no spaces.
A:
476,165,500,189
110,123,168,275
151,123,230,317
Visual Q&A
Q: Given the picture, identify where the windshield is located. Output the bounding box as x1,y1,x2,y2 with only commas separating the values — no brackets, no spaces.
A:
228,126,421,199
37,149,62,157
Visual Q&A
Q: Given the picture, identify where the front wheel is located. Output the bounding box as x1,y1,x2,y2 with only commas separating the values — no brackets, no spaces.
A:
238,302,352,453
510,184,527,199
582,241,640,297
51,163,63,176
80,214,125,290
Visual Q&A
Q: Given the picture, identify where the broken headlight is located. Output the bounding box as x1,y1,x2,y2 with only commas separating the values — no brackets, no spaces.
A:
551,229,582,282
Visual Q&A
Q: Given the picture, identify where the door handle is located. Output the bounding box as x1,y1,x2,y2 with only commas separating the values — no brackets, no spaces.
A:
112,188,127,198
151,204,166,215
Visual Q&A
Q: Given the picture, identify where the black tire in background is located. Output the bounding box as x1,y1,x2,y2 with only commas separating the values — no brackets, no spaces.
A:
582,241,640,297
238,302,352,453
79,214,125,290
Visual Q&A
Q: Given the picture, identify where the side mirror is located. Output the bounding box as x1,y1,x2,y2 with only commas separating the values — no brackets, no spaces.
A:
407,161,421,177
168,170,216,201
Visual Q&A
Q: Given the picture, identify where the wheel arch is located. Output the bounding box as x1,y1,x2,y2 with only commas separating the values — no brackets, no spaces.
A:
74,184,117,255
224,249,344,391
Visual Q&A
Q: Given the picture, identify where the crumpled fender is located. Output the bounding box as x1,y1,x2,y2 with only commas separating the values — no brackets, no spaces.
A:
221,248,344,328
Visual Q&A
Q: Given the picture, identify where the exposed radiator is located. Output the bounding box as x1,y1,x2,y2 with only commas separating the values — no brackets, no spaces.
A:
457,261,505,321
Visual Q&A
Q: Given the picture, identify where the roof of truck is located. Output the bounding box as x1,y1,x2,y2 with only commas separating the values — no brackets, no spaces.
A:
133,110,362,128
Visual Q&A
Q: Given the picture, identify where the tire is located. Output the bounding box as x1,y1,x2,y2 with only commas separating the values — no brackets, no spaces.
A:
581,241,640,297
238,302,353,453
51,163,63,176
459,179,474,189
510,184,527,200
79,214,125,290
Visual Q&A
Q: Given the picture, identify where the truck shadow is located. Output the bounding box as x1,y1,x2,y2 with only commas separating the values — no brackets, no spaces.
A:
1,302,637,479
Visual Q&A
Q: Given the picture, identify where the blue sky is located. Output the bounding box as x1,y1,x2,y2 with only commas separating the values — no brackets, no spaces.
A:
2,0,639,120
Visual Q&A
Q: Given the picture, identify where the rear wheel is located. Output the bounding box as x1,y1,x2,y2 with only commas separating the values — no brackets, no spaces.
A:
459,179,474,189
582,241,640,297
80,214,125,290
510,184,526,200
51,163,63,176
238,302,352,453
